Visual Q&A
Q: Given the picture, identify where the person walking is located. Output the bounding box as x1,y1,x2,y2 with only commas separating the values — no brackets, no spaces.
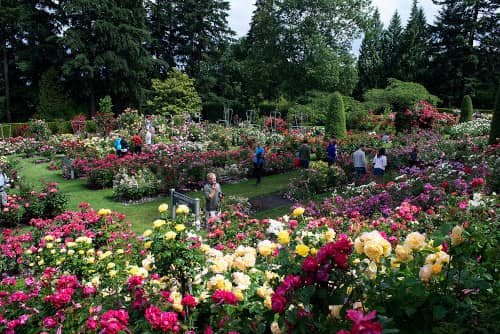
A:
203,173,223,225
298,139,311,169
253,142,265,185
353,144,367,180
0,167,9,209
327,138,337,166
373,148,388,180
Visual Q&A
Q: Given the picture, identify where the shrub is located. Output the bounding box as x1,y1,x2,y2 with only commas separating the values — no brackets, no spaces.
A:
325,92,347,139
287,161,346,200
488,85,500,145
147,68,202,118
460,95,473,123
28,119,51,140
113,168,161,200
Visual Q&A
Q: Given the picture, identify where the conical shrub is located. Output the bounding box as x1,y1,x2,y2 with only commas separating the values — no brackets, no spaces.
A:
488,85,500,145
459,95,473,123
325,92,347,139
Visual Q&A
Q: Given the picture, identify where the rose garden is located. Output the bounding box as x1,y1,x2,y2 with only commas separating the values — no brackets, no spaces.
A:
0,93,498,334
1,1,500,333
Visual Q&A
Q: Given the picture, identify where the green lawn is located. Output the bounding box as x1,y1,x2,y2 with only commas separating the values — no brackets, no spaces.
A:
16,157,299,232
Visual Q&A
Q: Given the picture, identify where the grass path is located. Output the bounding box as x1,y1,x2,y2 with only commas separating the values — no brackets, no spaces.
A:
16,157,299,232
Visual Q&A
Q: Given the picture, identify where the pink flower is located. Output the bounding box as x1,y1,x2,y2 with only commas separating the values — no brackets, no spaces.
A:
43,316,57,328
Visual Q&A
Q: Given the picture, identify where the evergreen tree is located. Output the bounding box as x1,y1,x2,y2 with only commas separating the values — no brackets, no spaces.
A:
489,85,500,145
36,68,74,120
382,11,403,82
59,0,153,115
459,95,473,123
428,0,498,106
246,0,370,100
174,0,234,86
356,9,385,95
399,0,430,83
325,92,347,139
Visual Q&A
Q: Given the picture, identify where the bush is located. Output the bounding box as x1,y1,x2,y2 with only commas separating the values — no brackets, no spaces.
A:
112,168,161,200
460,95,473,123
287,161,346,200
325,92,347,139
488,85,500,145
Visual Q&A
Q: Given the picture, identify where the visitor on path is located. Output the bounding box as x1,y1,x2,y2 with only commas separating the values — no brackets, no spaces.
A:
298,139,311,169
145,127,153,146
0,167,9,208
204,172,223,225
253,142,265,185
118,136,130,157
373,148,388,179
327,138,337,166
131,134,142,154
114,135,122,155
353,144,367,180
382,133,389,144
409,146,419,167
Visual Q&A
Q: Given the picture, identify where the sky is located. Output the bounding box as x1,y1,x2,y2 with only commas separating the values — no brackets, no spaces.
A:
227,0,441,53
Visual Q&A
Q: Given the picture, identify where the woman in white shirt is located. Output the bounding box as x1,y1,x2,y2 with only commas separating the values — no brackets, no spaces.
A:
373,148,387,177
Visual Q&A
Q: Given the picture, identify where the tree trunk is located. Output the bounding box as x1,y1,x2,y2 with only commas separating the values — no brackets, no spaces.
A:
2,46,11,122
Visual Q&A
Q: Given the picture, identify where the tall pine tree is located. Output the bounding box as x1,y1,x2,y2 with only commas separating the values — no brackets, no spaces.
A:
399,0,430,83
382,11,403,83
59,0,153,114
356,9,384,95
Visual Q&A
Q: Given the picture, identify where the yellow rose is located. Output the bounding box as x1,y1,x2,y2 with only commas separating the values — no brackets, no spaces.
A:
259,245,272,257
292,207,305,217
153,219,166,228
390,257,401,268
144,241,152,249
324,229,336,241
175,224,186,232
176,204,190,215
431,263,442,275
329,305,343,319
158,203,168,213
264,296,273,309
108,270,117,278
419,264,433,282
46,243,53,249
363,240,383,262
404,232,426,250
270,321,281,334
233,288,245,301
165,231,177,240
295,244,310,257
450,225,465,246
395,245,413,262
310,247,318,255
354,237,364,254
277,230,290,245
256,287,267,299
172,303,183,312
98,208,111,216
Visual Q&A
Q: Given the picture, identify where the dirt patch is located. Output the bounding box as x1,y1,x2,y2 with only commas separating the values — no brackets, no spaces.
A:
249,194,293,212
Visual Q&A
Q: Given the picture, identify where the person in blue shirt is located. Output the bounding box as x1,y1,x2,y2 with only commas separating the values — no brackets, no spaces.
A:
253,142,265,185
114,135,122,155
327,138,337,166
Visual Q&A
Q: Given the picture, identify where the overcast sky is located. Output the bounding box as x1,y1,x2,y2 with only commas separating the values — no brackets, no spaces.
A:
227,0,441,53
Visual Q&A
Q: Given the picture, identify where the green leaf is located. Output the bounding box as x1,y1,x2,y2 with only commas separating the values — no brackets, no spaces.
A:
433,305,447,320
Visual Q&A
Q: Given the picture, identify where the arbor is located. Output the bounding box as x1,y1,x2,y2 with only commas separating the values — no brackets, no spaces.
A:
459,95,473,123
356,9,385,95
59,0,153,115
325,92,347,139
147,68,202,117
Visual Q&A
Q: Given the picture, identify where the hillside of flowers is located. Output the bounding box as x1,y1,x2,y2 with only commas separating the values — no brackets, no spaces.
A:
0,122,499,333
